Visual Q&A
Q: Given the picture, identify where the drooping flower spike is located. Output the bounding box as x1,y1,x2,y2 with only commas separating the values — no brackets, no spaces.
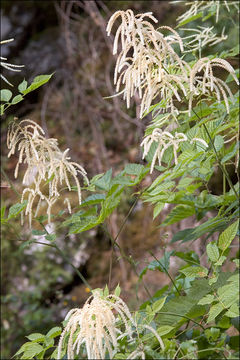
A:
7,119,89,226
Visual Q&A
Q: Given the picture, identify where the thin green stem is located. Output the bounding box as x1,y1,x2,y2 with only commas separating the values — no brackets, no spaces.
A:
106,191,143,287
192,108,238,199
149,251,181,295
157,311,205,330
39,222,92,291
102,224,153,300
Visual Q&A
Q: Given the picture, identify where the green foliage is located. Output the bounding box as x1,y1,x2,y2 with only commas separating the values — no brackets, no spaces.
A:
1,74,53,115
5,1,240,359
13,326,61,359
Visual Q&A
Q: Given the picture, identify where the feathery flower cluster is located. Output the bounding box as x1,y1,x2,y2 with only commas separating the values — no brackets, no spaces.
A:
189,57,238,114
7,119,88,226
107,9,239,119
141,129,187,173
175,1,239,24
106,9,187,117
1,39,24,86
182,26,227,55
57,291,165,359
57,291,135,359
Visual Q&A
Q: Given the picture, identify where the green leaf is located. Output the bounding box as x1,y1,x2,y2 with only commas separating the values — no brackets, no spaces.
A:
81,194,105,206
218,220,239,251
20,343,44,359
171,217,227,243
175,251,200,265
46,326,62,338
214,255,226,266
206,243,219,262
157,325,174,336
180,266,208,278
13,342,33,357
45,234,56,241
205,327,220,341
148,181,175,196
221,143,238,164
44,337,54,348
157,278,210,327
18,79,28,92
26,333,45,342
214,135,224,152
7,201,27,220
163,205,195,226
152,297,166,313
124,163,144,176
198,294,215,305
94,169,112,191
225,303,239,318
22,74,53,95
11,94,23,104
0,89,12,102
207,303,225,323
114,284,121,297
177,12,203,27
153,203,165,219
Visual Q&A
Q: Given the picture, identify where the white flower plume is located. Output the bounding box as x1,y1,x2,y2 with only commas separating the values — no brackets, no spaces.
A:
57,291,136,359
7,119,89,226
107,9,238,119
141,129,187,173
107,9,187,118
175,1,239,24
57,290,165,359
189,57,239,115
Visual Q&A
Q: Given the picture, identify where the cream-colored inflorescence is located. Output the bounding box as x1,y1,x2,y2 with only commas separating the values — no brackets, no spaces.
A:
141,129,187,173
7,119,89,226
189,57,239,115
106,9,187,118
182,26,227,55
57,291,135,359
107,9,238,119
175,1,239,24
107,9,238,172
57,291,165,359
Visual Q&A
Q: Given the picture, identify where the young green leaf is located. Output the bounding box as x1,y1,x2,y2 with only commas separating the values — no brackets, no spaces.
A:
218,220,239,251
26,333,45,342
152,297,166,313
207,303,225,323
206,243,219,263
22,74,53,95
18,79,28,92
11,94,23,104
7,201,27,220
46,326,62,338
180,266,208,278
0,89,12,102
198,294,215,305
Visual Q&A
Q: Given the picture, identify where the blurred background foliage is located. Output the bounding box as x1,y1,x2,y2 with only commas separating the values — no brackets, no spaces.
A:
1,1,239,358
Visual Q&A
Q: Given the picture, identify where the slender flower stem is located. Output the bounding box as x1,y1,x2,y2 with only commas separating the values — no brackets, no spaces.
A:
149,251,180,295
39,222,92,291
